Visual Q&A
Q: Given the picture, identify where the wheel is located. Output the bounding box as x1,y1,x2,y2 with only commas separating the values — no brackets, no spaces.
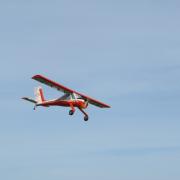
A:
84,116,89,121
69,110,74,115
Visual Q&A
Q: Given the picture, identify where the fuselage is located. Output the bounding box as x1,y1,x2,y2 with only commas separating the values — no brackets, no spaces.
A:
37,98,88,109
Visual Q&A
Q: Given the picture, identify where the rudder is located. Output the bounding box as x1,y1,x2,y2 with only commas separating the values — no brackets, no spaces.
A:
34,86,45,104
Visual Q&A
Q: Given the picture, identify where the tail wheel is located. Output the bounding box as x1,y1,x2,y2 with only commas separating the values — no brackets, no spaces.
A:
33,105,36,110
84,116,89,121
69,110,74,116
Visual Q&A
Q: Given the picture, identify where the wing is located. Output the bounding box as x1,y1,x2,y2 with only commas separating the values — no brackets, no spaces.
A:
76,92,111,108
32,75,73,94
32,75,111,108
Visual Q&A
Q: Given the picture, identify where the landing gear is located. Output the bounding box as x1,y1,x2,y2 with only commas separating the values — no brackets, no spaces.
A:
69,103,75,116
69,110,74,115
78,107,89,121
84,115,89,121
33,105,37,110
68,103,89,121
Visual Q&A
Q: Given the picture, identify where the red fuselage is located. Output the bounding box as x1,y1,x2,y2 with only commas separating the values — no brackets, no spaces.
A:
38,99,88,109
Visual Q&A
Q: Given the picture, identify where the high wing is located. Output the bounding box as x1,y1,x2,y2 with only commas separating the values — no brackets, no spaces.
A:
32,75,110,108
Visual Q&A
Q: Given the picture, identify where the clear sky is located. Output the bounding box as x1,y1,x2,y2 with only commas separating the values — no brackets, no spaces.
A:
0,0,180,179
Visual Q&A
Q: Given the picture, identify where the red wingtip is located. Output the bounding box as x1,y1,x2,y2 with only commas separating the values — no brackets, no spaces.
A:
32,74,41,79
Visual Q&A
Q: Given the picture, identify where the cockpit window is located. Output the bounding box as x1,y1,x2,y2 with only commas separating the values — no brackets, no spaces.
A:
73,93,81,99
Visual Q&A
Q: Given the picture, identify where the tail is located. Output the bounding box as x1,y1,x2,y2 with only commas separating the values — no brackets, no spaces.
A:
34,86,45,104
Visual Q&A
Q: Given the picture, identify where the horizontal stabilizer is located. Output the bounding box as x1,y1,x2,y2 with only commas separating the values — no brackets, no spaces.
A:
22,97,37,104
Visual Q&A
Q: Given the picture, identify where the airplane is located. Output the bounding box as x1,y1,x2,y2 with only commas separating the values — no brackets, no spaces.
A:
22,75,110,121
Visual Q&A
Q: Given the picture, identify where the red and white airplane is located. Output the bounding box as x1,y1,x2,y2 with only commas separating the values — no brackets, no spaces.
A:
22,75,110,121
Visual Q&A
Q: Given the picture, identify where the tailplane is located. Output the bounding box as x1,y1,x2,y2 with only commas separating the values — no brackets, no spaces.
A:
34,86,45,104
22,97,37,104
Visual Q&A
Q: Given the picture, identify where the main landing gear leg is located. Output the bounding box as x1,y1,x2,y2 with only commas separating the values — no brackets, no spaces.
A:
78,108,89,121
69,103,75,116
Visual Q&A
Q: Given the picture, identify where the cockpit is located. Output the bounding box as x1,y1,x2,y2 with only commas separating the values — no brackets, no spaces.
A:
58,93,83,101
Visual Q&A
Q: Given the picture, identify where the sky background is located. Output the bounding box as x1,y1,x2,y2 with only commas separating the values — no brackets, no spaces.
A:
0,0,180,179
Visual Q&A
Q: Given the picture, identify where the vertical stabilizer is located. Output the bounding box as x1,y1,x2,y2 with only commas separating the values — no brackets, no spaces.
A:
34,86,45,104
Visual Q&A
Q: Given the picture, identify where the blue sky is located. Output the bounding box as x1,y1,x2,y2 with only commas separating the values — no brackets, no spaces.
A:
0,0,180,179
